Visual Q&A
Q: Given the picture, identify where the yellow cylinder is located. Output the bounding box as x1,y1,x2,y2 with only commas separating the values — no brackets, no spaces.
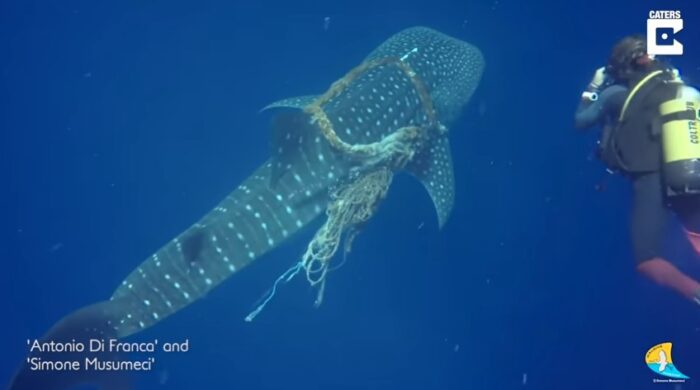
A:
659,93,700,195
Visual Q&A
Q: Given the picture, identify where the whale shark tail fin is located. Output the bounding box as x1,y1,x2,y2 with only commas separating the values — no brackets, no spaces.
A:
9,300,133,390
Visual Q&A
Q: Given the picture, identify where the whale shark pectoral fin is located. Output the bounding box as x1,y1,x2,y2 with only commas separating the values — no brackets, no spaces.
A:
405,133,455,229
268,110,321,187
262,95,320,186
261,95,320,112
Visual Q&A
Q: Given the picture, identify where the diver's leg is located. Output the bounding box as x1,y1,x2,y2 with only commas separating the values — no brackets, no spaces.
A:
670,195,700,256
687,230,700,255
632,174,700,301
637,258,700,300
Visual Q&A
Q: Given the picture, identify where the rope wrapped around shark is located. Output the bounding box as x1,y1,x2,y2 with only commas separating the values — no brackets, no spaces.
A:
246,48,446,321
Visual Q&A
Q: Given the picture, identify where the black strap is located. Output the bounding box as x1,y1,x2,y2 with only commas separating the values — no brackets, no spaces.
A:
607,76,673,173
660,109,698,124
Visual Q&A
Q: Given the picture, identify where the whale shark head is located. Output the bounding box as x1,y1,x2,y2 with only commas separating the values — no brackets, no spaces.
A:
266,26,484,227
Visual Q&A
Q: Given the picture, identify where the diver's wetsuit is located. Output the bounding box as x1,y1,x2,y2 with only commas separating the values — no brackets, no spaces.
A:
632,173,700,262
575,84,627,171
574,84,627,129
575,81,700,264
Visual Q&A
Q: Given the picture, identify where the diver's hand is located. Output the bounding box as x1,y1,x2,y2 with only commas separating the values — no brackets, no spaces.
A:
587,67,607,91
580,67,607,101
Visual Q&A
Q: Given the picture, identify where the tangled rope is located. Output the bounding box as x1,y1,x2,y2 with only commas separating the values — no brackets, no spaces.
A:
245,167,394,322
302,167,393,306
244,48,439,321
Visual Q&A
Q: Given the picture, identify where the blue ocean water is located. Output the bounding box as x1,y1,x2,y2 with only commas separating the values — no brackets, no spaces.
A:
2,0,700,389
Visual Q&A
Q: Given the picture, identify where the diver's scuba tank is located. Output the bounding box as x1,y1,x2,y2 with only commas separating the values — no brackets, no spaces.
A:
659,84,700,195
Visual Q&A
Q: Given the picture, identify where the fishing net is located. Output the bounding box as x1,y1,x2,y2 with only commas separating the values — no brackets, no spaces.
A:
244,27,472,321
302,167,393,305
244,128,420,321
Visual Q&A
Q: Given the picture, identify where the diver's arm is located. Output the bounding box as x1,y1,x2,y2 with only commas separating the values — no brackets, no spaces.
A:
574,67,608,130
603,84,627,113
574,85,628,129
575,93,603,130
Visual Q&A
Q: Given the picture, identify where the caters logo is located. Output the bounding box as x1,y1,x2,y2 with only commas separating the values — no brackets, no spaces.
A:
647,10,684,56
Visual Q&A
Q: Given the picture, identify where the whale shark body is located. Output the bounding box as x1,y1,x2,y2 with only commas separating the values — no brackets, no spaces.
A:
10,26,483,389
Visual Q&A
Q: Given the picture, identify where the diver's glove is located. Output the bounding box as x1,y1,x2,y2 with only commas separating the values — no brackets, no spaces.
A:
581,66,607,101
588,66,607,90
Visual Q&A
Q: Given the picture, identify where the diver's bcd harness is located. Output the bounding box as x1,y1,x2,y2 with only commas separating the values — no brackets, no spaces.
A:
246,48,443,321
600,68,700,196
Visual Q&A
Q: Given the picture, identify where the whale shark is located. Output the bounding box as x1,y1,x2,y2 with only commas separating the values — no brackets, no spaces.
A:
10,26,483,389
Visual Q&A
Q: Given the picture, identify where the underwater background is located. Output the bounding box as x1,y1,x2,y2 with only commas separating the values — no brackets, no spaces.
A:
2,0,700,389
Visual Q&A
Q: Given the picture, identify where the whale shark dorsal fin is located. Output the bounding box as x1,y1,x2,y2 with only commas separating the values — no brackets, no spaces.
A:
261,95,320,111
406,133,455,229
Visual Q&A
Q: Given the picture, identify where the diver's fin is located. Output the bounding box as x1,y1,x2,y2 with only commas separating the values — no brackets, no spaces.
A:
405,133,455,228
9,300,133,390
261,95,320,111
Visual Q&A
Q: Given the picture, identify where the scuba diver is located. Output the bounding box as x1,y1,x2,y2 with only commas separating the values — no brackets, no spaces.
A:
575,34,700,305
